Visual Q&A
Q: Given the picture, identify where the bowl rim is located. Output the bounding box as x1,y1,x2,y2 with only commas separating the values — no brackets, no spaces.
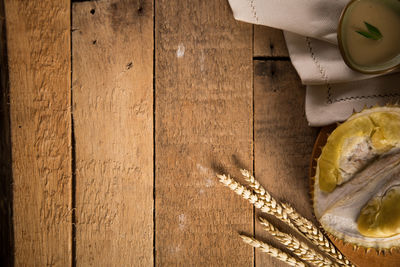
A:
337,0,400,74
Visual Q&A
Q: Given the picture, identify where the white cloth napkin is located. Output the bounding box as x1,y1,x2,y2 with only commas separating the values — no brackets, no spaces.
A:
228,0,400,126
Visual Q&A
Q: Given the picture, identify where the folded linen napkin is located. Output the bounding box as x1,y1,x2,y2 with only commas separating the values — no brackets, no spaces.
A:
228,0,400,126
306,73,400,125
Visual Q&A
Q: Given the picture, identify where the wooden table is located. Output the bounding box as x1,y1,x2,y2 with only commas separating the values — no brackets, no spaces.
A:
0,0,319,266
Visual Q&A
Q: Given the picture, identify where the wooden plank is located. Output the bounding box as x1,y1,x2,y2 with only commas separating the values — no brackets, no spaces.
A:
254,26,289,57
4,0,72,265
72,0,153,265
155,0,253,265
253,60,318,266
0,0,12,265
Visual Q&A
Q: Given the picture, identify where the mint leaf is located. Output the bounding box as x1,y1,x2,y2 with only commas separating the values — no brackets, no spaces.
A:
355,22,383,40
356,30,381,40
364,22,382,39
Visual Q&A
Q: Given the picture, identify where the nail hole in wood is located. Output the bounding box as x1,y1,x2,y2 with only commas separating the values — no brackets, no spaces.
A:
90,9,95,15
127,62,133,69
92,40,97,45
270,62,276,76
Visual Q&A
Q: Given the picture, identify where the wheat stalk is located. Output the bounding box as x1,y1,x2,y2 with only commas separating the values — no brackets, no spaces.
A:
258,217,338,267
240,235,306,267
218,172,354,267
240,169,354,267
217,174,294,226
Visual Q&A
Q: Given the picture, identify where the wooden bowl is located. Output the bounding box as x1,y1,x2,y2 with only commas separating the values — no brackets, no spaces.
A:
310,126,400,267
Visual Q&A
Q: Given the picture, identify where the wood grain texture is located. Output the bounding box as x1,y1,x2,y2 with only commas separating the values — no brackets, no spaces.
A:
4,0,72,265
254,25,289,58
254,60,318,267
0,0,12,265
155,0,253,265
72,0,153,265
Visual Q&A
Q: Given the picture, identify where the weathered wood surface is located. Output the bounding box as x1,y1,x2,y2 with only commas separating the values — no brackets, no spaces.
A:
254,60,319,266
4,0,72,266
0,0,323,266
0,1,12,265
254,25,289,58
72,0,154,265
155,0,254,265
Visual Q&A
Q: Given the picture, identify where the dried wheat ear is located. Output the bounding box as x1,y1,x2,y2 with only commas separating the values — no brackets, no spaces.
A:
217,170,354,267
